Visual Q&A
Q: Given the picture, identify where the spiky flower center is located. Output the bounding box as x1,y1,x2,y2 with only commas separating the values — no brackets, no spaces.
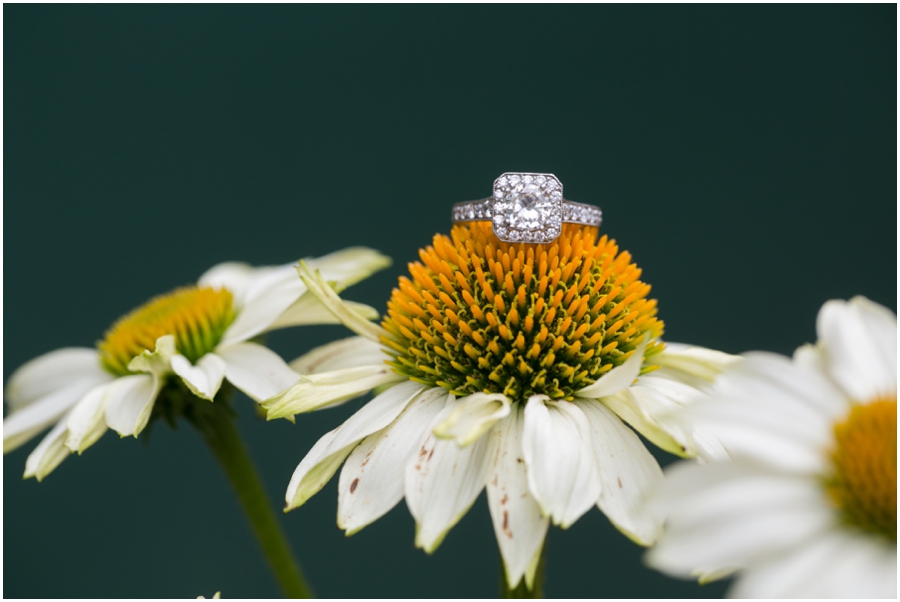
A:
98,286,236,376
381,222,664,401
827,397,897,540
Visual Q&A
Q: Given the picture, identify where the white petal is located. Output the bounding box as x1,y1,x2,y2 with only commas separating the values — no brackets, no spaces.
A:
653,343,740,383
576,335,649,399
688,401,829,474
405,404,493,553
285,381,425,510
219,248,389,346
127,335,176,376
290,336,387,375
600,386,689,457
296,261,386,343
266,293,380,332
5,347,108,411
433,392,510,446
727,351,849,423
4,375,112,453
171,353,227,401
730,529,897,599
522,396,601,528
263,365,402,420
817,296,897,402
579,399,664,545
645,460,835,578
485,406,549,590
633,374,720,457
216,342,301,403
218,264,307,346
104,374,160,437
23,416,71,481
64,382,112,453
686,352,849,472
305,246,392,290
197,261,261,302
337,387,449,534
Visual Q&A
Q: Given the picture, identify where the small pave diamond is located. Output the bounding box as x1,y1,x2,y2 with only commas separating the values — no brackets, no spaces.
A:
451,172,601,243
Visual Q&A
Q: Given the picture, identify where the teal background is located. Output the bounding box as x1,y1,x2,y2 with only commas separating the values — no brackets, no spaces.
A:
4,4,896,599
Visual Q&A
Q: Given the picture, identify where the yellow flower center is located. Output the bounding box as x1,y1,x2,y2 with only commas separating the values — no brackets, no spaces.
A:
381,222,664,401
827,397,897,540
98,286,236,376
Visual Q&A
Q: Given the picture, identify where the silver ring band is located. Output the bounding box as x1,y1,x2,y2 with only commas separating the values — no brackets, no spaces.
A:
450,172,602,243
452,198,603,227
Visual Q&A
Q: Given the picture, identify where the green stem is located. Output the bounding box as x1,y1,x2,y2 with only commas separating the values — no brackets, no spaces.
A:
187,396,314,598
500,540,547,598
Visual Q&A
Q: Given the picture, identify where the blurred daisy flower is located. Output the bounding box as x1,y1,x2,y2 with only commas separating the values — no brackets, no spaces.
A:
263,223,737,591
4,247,390,480
646,296,896,598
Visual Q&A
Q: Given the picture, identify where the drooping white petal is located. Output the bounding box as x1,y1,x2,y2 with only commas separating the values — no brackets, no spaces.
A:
600,386,690,457
653,343,740,383
576,335,649,399
171,353,227,401
266,293,380,332
405,403,494,553
5,347,110,412
285,381,425,510
23,416,71,481
216,342,302,403
263,365,402,420
305,246,392,290
485,405,549,591
433,392,510,446
4,375,112,454
64,382,112,453
290,336,387,375
817,296,897,402
645,460,835,578
104,374,160,437
623,373,728,462
730,529,897,599
579,399,664,545
296,261,386,343
337,387,449,535
218,264,307,347
522,396,601,528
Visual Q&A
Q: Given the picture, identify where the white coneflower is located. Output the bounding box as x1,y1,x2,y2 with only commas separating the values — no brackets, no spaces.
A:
263,223,737,591
4,247,389,480
646,296,896,598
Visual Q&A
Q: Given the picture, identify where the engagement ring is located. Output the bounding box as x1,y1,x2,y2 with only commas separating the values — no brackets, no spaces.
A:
451,172,602,243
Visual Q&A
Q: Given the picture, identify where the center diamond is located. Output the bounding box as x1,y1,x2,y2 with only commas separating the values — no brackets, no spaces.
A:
491,173,563,243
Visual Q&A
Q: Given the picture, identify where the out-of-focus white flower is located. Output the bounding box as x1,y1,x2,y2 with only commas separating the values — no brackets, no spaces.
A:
647,296,897,598
4,247,389,480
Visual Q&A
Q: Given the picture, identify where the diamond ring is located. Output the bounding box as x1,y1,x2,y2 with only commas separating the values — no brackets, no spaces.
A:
451,172,602,243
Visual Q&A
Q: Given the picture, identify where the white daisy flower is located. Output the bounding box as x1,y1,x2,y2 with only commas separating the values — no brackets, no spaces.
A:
4,247,390,481
262,223,737,591
646,296,897,598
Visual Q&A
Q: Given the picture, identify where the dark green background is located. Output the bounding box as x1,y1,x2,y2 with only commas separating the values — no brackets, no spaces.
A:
4,4,896,599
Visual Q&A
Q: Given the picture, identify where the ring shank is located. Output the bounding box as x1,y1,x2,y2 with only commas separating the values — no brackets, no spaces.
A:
452,198,603,228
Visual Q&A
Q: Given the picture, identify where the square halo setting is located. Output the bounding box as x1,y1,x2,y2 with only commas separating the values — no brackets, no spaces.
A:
490,172,564,243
